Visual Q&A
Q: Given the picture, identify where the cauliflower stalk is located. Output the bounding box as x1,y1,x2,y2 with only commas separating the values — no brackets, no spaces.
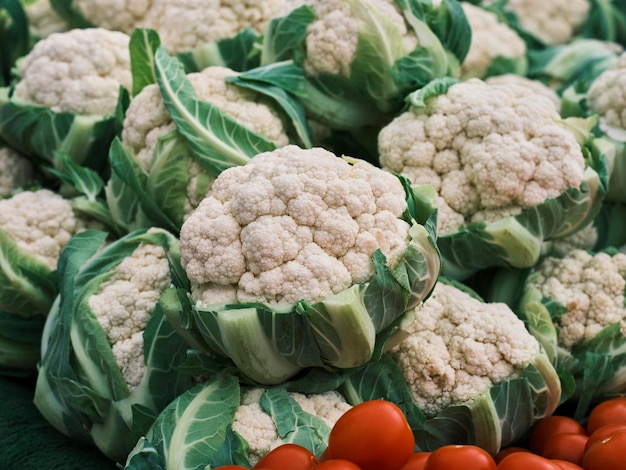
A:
34,228,194,462
341,281,561,455
162,144,441,385
378,77,607,278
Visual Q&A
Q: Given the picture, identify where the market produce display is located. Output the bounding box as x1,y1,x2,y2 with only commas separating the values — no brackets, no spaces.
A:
1,0,626,469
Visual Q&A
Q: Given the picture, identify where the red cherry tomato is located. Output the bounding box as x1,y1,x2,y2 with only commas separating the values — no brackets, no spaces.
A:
252,443,318,470
497,452,560,470
494,447,530,464
423,445,496,470
316,460,363,470
529,416,586,455
325,400,415,470
549,459,583,470
586,397,626,435
399,452,431,470
582,429,626,470
541,432,588,466
584,423,626,452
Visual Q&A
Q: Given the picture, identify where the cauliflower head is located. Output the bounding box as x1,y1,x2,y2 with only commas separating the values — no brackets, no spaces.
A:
22,0,71,38
232,387,351,465
460,3,526,79
586,52,626,136
0,146,34,197
12,28,131,116
0,189,94,269
88,230,173,390
527,249,626,348
389,282,541,417
180,145,411,306
485,74,561,110
378,78,586,235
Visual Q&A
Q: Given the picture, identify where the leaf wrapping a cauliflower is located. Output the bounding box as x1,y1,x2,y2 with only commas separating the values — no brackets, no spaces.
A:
162,145,441,385
34,228,195,463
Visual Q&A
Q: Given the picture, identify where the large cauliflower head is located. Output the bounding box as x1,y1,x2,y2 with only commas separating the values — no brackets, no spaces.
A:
180,145,411,306
587,52,626,137
378,78,586,235
389,282,541,417
13,28,131,116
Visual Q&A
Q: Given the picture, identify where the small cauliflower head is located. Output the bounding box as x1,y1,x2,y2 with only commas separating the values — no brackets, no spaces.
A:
122,65,291,217
587,52,626,138
22,0,71,38
0,189,93,269
12,28,131,116
378,78,586,235
232,387,351,465
0,146,34,197
88,229,172,390
527,249,626,348
460,3,526,79
180,145,410,306
69,0,285,54
389,282,541,417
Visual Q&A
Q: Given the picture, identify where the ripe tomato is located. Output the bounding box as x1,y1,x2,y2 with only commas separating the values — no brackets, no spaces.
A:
541,432,588,466
582,429,626,470
529,416,586,455
549,459,583,470
584,423,626,452
423,445,496,470
252,443,318,470
585,397,626,435
316,459,363,470
496,452,560,470
399,452,431,470
494,447,530,464
325,400,415,470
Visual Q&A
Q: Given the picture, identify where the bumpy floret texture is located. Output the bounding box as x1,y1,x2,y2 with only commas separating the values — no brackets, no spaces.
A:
587,52,626,135
88,233,172,390
232,387,351,465
527,250,626,348
13,28,131,116
378,79,586,235
389,282,541,417
499,0,590,45
72,0,285,53
0,189,92,269
485,74,561,109
460,3,526,79
0,146,34,197
22,0,71,38
180,145,410,306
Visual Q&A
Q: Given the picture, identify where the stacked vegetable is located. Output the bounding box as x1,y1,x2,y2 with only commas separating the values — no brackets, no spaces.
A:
1,0,625,468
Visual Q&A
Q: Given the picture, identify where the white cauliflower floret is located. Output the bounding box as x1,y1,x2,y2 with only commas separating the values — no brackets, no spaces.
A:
180,145,410,305
498,0,590,45
527,249,626,348
71,0,285,54
0,189,92,269
486,74,561,110
0,146,34,197
13,28,131,116
587,52,626,137
460,3,526,79
389,282,541,417
88,233,172,390
232,387,351,465
22,0,71,38
378,79,586,235
122,65,290,218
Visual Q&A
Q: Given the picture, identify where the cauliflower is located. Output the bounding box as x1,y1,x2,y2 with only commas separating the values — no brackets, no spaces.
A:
65,0,285,54
21,0,71,38
0,146,34,197
378,78,586,235
233,387,351,465
586,51,626,137
460,3,526,79
180,144,411,306
88,233,172,390
485,74,561,110
12,27,131,116
389,282,541,417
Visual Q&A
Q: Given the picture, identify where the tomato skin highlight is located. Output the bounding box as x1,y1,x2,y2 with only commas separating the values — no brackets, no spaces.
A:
494,447,530,464
316,459,363,470
541,432,588,466
325,400,415,470
529,415,586,455
582,429,626,470
399,452,431,470
252,443,318,470
586,397,626,435
497,452,561,470
423,445,496,470
584,423,626,452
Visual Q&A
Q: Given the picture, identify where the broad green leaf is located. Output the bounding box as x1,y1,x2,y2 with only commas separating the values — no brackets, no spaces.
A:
130,28,162,96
